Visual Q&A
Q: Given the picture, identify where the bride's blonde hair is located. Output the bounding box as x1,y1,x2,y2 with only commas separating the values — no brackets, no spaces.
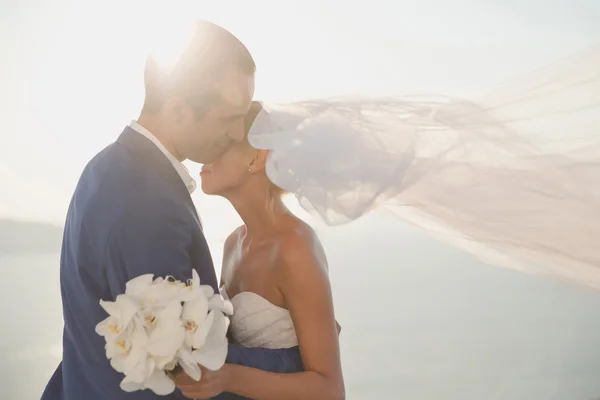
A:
244,101,287,198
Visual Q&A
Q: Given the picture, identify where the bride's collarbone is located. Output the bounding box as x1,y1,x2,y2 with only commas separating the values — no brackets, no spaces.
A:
222,251,285,309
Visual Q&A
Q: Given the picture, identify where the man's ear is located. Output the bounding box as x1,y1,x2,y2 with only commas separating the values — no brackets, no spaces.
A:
164,97,194,124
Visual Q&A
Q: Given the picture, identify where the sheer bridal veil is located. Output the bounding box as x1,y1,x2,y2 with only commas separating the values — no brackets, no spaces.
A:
248,44,600,290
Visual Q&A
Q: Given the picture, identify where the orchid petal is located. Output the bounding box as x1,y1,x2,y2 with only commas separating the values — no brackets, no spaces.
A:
145,370,176,396
178,347,201,381
120,319,150,380
147,325,185,357
125,274,154,297
192,339,228,371
153,354,176,370
110,355,125,373
164,359,178,371
192,269,200,287
146,303,185,357
202,286,216,298
184,330,194,349
208,295,234,315
182,295,208,324
146,357,157,379
192,309,215,349
99,294,140,328
120,376,145,392
122,346,150,382
178,287,203,303
105,334,131,359
157,300,183,321
206,310,229,342
94,317,111,336
192,311,229,370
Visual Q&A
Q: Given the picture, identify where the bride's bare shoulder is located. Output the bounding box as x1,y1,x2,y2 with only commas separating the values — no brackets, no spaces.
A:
276,217,328,273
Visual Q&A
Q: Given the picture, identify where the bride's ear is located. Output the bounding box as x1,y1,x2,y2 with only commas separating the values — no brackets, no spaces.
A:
249,150,269,172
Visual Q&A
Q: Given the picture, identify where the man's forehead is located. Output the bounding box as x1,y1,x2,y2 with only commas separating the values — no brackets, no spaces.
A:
218,68,255,111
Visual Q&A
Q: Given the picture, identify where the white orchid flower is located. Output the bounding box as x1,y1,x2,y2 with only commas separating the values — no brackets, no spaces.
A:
117,313,191,396
115,318,175,395
153,276,164,284
180,270,231,348
124,274,154,298
192,310,230,371
137,281,183,308
145,300,185,360
121,346,152,383
126,273,183,307
125,273,190,308
97,271,234,396
181,293,212,349
109,317,151,377
188,269,201,289
177,347,201,381
104,324,135,369
208,293,234,315
120,369,175,396
178,269,215,303
95,294,140,338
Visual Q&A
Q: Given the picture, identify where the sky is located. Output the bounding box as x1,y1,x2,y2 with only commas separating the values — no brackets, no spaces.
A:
1,0,599,224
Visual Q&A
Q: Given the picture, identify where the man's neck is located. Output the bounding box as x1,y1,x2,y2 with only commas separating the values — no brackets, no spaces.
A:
136,114,184,161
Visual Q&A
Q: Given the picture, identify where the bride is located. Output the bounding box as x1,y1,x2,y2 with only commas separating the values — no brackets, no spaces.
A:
174,102,345,399
175,42,600,399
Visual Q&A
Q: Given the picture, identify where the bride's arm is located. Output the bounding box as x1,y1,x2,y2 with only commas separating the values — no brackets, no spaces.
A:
220,231,344,400
220,228,305,374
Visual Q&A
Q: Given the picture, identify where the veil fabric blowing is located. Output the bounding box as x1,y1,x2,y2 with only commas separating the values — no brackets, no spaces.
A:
247,44,600,291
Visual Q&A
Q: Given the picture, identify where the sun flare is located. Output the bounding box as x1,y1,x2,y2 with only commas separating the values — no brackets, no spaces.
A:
146,19,197,74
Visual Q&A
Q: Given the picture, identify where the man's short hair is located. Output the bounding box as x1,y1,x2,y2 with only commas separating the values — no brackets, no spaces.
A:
142,21,255,115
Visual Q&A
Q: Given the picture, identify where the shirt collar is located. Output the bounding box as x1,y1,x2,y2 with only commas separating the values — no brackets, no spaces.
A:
128,120,196,194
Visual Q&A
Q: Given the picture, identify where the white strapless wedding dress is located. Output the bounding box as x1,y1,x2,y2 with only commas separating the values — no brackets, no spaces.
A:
220,287,298,349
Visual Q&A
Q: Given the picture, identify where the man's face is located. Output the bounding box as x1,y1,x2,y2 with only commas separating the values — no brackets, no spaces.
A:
174,67,255,164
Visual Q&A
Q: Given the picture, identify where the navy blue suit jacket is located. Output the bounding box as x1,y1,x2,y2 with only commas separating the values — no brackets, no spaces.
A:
41,127,302,400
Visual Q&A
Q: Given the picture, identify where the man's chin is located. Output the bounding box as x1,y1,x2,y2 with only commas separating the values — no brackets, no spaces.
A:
187,154,211,164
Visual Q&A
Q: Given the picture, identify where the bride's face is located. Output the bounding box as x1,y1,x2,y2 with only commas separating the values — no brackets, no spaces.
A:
201,101,267,196
200,135,259,196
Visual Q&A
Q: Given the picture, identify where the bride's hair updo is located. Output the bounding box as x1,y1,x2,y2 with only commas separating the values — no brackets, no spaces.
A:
243,101,264,137
243,101,287,197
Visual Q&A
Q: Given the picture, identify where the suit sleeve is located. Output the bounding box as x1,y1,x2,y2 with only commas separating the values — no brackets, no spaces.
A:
104,206,218,299
203,346,303,400
226,344,303,373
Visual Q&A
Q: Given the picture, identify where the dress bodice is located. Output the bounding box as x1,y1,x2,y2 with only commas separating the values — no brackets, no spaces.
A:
220,287,298,349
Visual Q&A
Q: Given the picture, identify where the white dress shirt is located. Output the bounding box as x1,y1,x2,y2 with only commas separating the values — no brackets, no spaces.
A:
128,120,197,194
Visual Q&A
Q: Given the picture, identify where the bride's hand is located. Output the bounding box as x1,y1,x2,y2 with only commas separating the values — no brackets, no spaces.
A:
173,365,231,399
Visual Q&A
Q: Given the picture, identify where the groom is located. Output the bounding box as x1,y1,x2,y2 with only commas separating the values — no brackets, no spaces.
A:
41,21,302,400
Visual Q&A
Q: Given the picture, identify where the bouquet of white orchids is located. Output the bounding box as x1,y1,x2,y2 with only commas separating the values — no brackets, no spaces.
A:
95,270,233,395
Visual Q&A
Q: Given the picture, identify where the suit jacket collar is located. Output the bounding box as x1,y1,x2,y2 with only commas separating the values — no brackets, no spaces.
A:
116,126,193,204
128,120,196,193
